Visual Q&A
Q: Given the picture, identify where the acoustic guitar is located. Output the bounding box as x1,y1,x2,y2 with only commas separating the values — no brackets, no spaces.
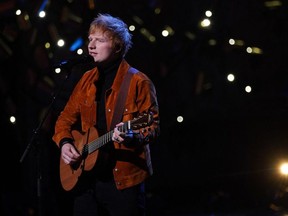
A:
59,113,153,191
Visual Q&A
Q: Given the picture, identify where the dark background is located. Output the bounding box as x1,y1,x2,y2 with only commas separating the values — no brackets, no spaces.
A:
1,0,288,215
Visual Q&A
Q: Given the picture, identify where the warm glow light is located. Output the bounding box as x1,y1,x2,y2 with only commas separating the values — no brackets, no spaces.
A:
45,42,50,49
248,47,263,54
24,14,30,21
140,28,156,42
200,18,211,28
280,163,288,175
185,31,196,40
208,39,216,46
154,7,161,14
229,39,245,46
265,0,282,8
132,16,143,25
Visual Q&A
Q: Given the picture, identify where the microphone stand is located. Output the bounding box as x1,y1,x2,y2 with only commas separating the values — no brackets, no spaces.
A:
19,66,74,216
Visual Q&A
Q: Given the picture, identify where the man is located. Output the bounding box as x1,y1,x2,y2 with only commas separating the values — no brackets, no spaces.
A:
52,13,160,216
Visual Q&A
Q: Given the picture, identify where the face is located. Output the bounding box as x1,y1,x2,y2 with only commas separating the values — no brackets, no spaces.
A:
88,29,117,66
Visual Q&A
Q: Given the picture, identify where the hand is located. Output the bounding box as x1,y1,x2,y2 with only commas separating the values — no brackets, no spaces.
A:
112,122,124,143
112,122,144,147
61,143,81,165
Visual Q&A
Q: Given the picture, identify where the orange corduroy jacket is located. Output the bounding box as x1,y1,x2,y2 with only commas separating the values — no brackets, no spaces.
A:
52,59,160,190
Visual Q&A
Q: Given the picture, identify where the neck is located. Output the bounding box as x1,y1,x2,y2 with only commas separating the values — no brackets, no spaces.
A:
98,58,122,74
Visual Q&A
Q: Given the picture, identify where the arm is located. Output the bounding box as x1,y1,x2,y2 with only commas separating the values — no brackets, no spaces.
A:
113,73,160,147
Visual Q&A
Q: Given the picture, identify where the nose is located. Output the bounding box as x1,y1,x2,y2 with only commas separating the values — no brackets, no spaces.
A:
88,41,95,50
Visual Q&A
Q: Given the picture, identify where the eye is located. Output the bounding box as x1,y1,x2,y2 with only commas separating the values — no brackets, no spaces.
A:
98,38,108,43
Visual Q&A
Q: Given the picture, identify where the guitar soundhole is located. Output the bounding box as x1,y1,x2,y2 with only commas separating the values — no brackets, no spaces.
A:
71,160,81,171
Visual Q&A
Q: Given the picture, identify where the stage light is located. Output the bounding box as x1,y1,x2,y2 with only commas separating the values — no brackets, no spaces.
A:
57,39,65,47
76,49,84,55
38,10,46,18
129,25,136,32
154,7,161,14
264,0,282,8
200,18,211,28
177,116,184,123
229,39,245,46
280,163,288,176
132,16,144,25
140,28,156,43
15,9,21,15
37,0,49,17
70,37,83,51
162,30,169,37
185,31,196,40
227,74,235,82
162,26,174,37
9,116,16,124
54,68,61,74
246,47,263,55
205,10,212,17
245,86,252,93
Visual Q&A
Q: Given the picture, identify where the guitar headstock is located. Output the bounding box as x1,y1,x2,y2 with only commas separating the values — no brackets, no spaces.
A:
130,112,153,130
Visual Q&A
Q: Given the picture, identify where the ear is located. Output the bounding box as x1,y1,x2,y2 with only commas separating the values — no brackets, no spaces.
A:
115,44,122,53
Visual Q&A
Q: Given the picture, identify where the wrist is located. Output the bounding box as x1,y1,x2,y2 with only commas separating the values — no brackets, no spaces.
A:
59,138,74,149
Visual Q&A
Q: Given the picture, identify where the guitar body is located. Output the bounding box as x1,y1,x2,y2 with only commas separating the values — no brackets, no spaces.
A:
59,127,99,191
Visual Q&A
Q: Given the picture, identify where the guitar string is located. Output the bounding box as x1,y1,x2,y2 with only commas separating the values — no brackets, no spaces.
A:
83,113,148,154
87,124,126,154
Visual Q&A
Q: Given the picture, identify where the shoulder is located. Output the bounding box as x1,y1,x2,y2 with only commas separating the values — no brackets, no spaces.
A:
72,67,99,91
133,70,153,84
78,67,99,83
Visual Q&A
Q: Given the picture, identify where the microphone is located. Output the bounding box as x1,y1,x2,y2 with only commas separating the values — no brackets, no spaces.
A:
54,55,94,68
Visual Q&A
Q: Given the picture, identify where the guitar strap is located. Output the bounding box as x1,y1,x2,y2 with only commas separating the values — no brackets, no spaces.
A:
109,66,138,130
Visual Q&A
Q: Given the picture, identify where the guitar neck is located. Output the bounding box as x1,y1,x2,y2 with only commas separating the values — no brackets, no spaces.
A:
86,130,112,154
86,123,128,154
83,113,151,156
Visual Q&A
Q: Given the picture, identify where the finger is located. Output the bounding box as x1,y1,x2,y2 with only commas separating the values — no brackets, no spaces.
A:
113,135,123,143
71,147,80,156
115,122,124,127
62,155,69,164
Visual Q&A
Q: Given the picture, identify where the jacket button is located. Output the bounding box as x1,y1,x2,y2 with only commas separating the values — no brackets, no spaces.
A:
114,168,118,172
125,108,128,112
108,109,111,112
117,182,121,185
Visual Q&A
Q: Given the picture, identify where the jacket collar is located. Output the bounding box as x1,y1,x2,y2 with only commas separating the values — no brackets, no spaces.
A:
90,59,131,92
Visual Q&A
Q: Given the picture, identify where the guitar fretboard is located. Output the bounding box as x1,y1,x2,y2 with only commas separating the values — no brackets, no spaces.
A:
84,122,128,155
